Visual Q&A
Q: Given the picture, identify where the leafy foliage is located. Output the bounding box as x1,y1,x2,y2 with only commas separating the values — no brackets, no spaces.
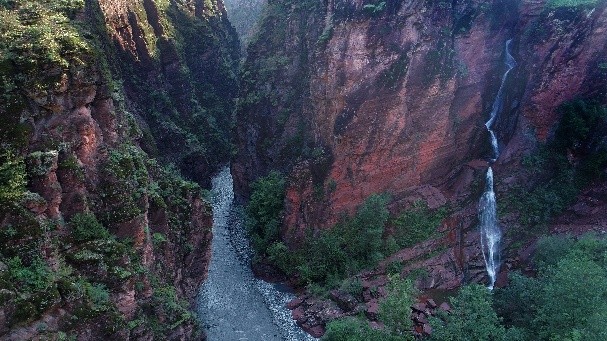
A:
323,276,415,341
503,100,607,229
429,284,513,341
546,0,598,8
246,171,286,255
391,200,447,249
379,276,417,337
264,194,390,288
0,151,26,206
69,213,111,243
439,234,607,341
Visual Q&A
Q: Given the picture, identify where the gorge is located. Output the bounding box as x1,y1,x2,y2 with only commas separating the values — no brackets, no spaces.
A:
1,0,607,340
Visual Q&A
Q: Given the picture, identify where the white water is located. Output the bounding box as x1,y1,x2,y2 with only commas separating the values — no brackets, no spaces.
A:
198,167,316,341
485,39,517,162
479,40,516,290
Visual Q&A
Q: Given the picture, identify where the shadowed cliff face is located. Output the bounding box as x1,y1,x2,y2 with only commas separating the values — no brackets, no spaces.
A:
0,0,237,339
96,0,240,187
233,0,607,288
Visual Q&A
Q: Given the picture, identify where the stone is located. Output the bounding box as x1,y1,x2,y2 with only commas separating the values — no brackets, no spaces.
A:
423,323,433,335
365,300,380,321
287,297,304,310
439,302,451,312
412,303,428,313
307,325,325,338
329,290,358,312
292,306,306,322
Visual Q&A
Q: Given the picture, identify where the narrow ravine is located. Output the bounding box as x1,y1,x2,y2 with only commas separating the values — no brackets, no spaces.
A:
198,167,316,341
479,39,517,290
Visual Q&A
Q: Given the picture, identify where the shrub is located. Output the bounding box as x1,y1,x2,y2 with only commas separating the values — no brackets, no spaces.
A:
391,200,447,249
69,213,111,242
246,172,286,256
298,194,389,286
429,284,510,341
379,276,417,337
533,254,607,340
7,256,53,292
0,151,26,206
546,0,598,8
504,100,607,229
363,1,387,15
490,234,607,340
323,316,407,341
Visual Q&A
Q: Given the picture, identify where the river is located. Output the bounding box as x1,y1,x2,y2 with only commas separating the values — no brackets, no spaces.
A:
198,167,316,341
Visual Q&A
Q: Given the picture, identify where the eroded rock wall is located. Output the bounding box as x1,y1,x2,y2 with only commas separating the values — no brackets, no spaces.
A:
0,0,238,339
233,0,607,288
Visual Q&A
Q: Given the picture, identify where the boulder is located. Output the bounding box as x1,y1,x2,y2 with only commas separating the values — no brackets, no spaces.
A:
365,300,380,321
329,290,358,312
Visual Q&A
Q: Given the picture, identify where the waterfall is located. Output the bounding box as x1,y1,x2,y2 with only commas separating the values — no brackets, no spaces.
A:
479,39,516,290
479,168,501,290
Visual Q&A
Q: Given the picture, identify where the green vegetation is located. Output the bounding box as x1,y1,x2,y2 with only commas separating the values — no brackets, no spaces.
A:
429,284,522,341
247,172,448,291
261,194,390,289
363,1,387,16
0,0,91,149
323,276,415,341
246,172,287,255
546,0,598,8
0,151,26,206
390,200,448,249
69,213,112,243
379,275,417,337
429,234,607,341
503,100,607,230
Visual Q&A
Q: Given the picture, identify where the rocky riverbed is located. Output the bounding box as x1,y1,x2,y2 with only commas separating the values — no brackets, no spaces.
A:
198,168,316,341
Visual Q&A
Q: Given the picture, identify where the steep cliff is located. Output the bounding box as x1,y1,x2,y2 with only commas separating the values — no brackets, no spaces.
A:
0,0,237,339
223,0,266,47
234,0,607,288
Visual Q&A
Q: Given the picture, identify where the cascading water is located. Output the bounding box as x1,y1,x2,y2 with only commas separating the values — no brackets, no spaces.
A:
479,39,516,290
198,167,316,340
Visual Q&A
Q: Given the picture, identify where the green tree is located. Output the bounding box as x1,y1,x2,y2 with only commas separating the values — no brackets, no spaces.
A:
533,255,607,340
69,213,111,242
429,284,508,341
493,272,540,333
379,276,417,338
246,171,286,255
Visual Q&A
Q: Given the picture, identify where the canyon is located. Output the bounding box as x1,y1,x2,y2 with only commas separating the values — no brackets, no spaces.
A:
233,0,607,289
0,0,606,340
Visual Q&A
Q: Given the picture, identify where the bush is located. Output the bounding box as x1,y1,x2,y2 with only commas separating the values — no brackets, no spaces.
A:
504,100,607,229
546,0,598,8
323,316,407,341
0,151,26,206
298,194,390,286
391,200,447,249
379,276,417,337
69,213,111,242
246,172,286,256
490,234,607,340
429,284,511,341
533,255,607,340
323,276,415,341
7,256,53,292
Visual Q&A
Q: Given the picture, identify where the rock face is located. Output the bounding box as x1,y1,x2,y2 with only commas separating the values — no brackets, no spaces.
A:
0,0,237,339
233,0,607,288
95,0,240,187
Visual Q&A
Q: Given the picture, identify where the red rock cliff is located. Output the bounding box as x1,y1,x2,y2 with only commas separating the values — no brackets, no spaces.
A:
0,0,237,339
233,0,607,287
